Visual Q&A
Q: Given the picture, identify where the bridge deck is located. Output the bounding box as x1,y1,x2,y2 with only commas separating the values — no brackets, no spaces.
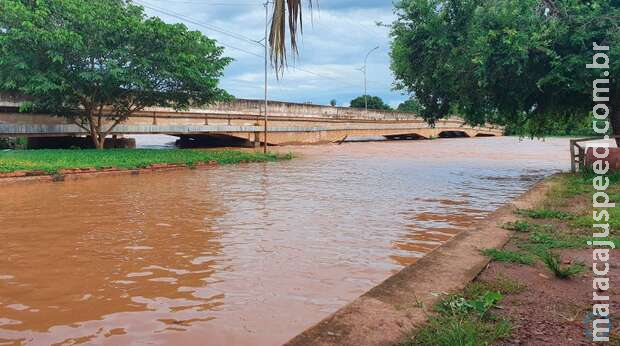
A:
0,95,502,144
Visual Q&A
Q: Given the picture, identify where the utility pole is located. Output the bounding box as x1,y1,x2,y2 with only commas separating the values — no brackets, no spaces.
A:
263,1,269,154
360,46,379,112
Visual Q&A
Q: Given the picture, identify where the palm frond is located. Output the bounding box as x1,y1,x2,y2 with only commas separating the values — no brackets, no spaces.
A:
268,0,314,74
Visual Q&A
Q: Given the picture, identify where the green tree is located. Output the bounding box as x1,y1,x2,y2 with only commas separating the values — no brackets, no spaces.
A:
350,95,392,110
0,0,231,149
330,99,337,106
390,0,619,139
397,98,424,113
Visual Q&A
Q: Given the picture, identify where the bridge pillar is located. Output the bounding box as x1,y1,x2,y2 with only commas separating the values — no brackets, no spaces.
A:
253,132,261,148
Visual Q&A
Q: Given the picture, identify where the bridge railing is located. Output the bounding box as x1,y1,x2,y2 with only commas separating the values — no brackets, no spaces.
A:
0,92,503,133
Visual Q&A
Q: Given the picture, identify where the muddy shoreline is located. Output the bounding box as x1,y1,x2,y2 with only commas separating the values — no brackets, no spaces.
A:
285,179,552,346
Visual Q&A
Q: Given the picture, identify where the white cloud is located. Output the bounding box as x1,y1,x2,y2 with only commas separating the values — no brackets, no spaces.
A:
137,0,407,107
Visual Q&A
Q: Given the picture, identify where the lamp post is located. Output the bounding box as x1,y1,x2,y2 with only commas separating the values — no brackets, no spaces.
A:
262,1,269,153
360,46,379,112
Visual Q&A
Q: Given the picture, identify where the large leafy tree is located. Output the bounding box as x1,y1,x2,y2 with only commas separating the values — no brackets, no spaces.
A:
0,0,231,148
350,95,392,110
391,0,619,139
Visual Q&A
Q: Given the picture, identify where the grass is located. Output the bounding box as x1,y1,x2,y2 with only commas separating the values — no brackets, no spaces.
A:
515,228,620,256
571,198,620,230
502,220,553,233
0,149,292,174
466,275,525,296
402,315,511,346
539,251,585,279
508,173,620,270
401,283,511,346
481,248,535,266
401,172,618,344
516,208,573,220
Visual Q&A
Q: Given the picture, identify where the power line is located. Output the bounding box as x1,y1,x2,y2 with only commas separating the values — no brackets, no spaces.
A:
147,0,259,4
136,0,387,89
137,0,263,46
288,66,360,88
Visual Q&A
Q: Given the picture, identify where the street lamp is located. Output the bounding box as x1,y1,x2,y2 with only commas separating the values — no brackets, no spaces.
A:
359,46,379,112
262,1,269,153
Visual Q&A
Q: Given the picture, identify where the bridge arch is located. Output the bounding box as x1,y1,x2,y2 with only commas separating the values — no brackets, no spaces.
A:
176,134,256,148
384,133,428,141
438,130,471,138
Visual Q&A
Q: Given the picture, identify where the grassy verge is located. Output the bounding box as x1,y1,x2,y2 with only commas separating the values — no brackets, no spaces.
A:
401,172,619,344
0,149,291,174
486,173,620,265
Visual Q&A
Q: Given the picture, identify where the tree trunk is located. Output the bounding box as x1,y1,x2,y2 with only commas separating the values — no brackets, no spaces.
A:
87,114,105,149
94,135,105,149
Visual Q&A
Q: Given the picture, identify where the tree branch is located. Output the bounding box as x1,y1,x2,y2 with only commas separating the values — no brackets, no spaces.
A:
71,118,90,132
103,117,123,138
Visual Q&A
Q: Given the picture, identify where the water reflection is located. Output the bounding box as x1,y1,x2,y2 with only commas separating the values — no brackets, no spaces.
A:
0,137,569,345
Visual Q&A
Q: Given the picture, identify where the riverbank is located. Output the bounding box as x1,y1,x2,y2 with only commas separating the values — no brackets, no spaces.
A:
286,173,620,345
401,173,620,345
0,149,291,180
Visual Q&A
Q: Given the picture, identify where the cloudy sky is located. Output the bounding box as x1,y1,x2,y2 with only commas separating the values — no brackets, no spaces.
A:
136,0,408,108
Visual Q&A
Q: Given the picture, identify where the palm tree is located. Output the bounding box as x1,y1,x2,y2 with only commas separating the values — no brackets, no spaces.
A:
268,0,313,73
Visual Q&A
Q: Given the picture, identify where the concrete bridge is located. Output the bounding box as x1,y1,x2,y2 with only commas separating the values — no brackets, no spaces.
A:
0,94,502,147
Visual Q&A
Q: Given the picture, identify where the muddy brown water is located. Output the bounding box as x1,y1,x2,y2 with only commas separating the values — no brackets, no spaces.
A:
0,137,568,345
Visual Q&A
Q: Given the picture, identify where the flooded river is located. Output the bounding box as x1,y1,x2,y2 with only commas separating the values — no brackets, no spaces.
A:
0,137,569,345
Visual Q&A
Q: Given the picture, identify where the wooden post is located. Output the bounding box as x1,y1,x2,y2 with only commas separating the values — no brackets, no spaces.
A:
578,146,585,172
569,139,576,173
